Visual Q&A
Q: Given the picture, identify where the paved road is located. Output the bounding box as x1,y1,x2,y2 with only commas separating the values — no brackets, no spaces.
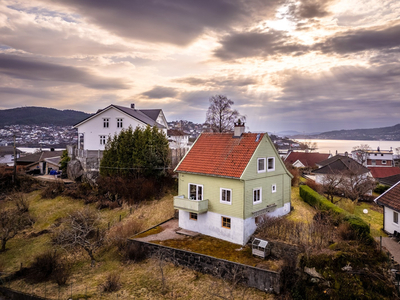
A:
380,237,400,265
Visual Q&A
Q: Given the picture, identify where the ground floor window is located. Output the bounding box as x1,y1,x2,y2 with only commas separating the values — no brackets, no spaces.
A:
222,216,231,229
394,211,398,224
190,212,198,220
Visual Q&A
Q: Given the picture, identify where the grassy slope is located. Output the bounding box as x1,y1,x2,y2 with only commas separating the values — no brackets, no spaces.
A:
0,191,270,299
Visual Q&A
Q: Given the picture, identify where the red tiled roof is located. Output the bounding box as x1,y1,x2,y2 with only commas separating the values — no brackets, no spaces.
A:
175,132,264,178
285,152,330,168
368,167,400,179
376,181,400,212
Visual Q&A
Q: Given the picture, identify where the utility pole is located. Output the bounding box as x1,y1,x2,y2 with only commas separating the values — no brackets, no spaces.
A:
13,134,17,184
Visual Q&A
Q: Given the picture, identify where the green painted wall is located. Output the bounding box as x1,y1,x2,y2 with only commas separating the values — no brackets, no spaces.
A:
178,173,245,219
241,134,292,218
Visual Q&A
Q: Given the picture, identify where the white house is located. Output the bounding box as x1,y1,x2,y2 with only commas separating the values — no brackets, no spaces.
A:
352,148,394,167
173,123,293,245
375,181,400,235
73,104,168,151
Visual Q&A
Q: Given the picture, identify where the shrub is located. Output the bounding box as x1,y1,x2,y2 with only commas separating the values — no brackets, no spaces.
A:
374,184,390,195
29,251,59,282
100,273,121,292
344,215,371,240
41,180,65,199
289,168,300,187
125,242,147,262
52,258,72,286
337,222,356,240
107,218,143,252
12,193,29,213
336,198,356,214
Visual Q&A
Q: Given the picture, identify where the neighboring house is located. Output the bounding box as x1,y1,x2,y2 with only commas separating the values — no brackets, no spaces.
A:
73,104,168,151
167,129,191,167
17,150,64,175
173,124,293,245
313,155,372,187
352,148,394,167
0,146,22,166
380,174,400,187
375,181,400,234
368,167,400,182
284,151,331,169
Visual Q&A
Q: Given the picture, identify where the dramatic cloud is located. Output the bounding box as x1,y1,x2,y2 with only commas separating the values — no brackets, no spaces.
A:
49,0,282,45
141,86,179,99
318,23,400,54
0,54,128,90
214,29,308,60
175,75,259,87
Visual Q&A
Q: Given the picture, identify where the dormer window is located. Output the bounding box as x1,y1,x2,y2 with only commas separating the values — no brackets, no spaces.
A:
103,118,109,128
257,158,266,173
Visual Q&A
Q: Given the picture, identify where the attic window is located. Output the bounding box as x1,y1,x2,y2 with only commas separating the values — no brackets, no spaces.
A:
267,157,275,172
257,158,266,173
117,118,123,128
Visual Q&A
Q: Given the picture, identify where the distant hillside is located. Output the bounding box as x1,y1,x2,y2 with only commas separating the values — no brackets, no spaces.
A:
305,124,400,141
0,107,92,127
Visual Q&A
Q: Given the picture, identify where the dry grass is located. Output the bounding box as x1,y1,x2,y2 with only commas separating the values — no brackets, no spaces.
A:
1,190,273,299
152,235,283,271
287,186,316,223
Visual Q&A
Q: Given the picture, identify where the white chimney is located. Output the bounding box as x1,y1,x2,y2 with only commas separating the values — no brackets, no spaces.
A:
233,120,245,138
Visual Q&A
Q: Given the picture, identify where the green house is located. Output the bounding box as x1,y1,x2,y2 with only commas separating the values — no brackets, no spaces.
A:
174,124,293,245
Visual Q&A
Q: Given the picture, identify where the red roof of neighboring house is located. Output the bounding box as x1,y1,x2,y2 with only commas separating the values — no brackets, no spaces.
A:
284,152,331,168
376,181,400,212
368,167,400,179
175,132,264,178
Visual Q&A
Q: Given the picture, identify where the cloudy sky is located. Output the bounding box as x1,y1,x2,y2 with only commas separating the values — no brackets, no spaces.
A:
1,0,400,133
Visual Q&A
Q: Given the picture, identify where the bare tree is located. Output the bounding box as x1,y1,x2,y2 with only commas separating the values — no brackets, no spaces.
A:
340,171,376,202
205,95,246,133
52,208,105,266
352,144,372,165
0,208,32,252
302,140,318,152
321,171,345,202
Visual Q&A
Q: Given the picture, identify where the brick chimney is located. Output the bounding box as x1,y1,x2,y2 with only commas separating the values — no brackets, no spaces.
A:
233,119,245,138
131,103,135,109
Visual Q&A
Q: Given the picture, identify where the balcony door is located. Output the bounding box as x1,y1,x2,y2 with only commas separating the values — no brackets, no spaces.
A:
189,184,203,200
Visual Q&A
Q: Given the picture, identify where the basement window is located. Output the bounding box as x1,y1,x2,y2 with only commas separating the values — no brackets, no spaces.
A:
189,212,198,220
222,217,231,229
394,211,398,225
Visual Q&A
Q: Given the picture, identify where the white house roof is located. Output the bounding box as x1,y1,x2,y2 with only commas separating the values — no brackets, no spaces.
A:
73,104,166,129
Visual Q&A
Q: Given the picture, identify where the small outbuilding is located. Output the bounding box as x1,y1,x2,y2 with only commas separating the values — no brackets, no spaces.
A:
252,238,271,259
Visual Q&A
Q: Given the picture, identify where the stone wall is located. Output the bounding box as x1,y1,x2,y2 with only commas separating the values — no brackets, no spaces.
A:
129,239,281,293
0,287,46,300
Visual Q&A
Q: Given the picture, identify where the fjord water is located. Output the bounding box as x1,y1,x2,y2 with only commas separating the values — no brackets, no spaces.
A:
295,139,400,155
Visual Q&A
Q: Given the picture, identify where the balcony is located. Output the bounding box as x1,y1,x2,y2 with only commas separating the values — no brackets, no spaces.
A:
173,195,209,214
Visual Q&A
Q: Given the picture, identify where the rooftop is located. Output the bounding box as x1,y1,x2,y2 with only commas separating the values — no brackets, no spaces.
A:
375,181,400,212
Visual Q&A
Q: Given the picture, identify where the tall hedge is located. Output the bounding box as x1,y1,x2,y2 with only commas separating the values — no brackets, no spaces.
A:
299,185,371,240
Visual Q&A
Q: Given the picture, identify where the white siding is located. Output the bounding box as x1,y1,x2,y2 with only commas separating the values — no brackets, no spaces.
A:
384,206,400,234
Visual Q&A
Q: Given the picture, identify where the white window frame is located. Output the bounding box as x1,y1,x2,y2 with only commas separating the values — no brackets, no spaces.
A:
220,188,232,205
103,118,109,128
272,184,277,193
117,118,123,128
394,211,399,225
253,188,262,204
382,160,387,165
100,135,106,145
257,158,266,173
188,183,203,201
267,157,275,172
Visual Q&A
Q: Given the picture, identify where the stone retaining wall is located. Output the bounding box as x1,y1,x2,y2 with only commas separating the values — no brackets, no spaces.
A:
128,239,281,293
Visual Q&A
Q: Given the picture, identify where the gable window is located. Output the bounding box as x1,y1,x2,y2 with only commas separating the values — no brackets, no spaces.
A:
220,188,232,204
100,135,106,145
394,211,399,224
222,217,231,229
103,118,109,128
272,184,277,193
117,118,123,128
190,212,198,220
382,160,387,164
267,157,275,171
253,188,262,204
189,184,203,200
257,158,266,173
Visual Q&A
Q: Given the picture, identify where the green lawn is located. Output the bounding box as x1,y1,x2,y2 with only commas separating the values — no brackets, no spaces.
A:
354,202,386,237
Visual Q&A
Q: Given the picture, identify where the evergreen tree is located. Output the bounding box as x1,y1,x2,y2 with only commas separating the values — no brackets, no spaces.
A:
100,126,170,178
